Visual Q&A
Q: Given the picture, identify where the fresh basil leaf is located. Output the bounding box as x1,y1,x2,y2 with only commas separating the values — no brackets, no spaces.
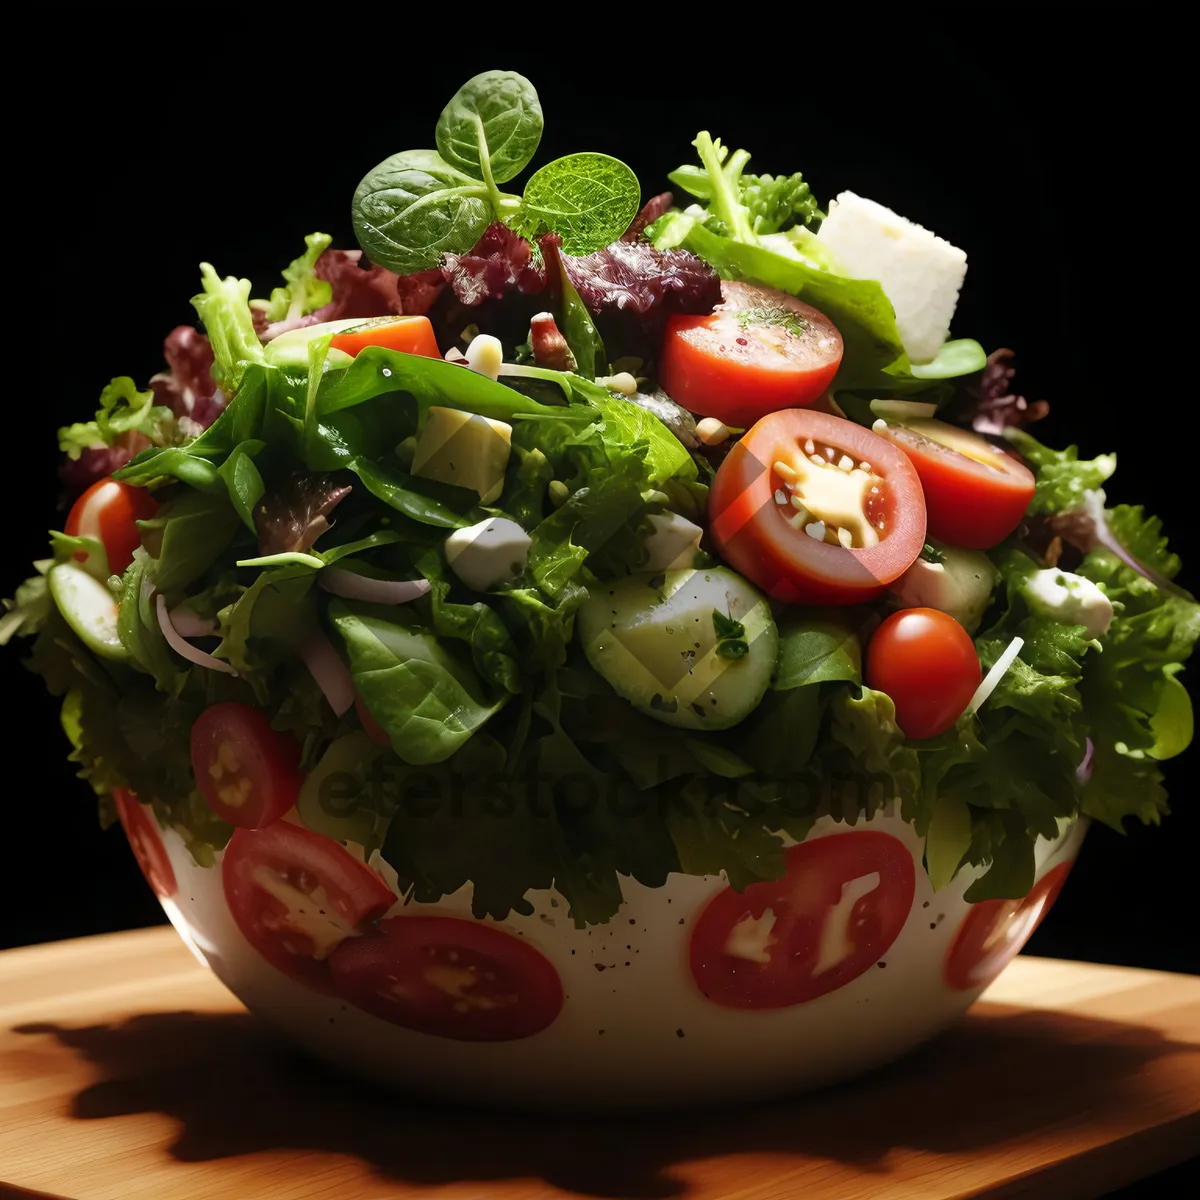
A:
217,440,266,533
521,153,641,256
435,70,543,186
330,599,506,765
351,149,494,275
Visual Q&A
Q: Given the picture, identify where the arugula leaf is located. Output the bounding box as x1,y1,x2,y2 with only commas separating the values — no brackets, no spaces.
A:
520,153,641,256
330,599,506,765
435,70,543,188
255,232,333,323
1006,428,1116,515
58,377,176,459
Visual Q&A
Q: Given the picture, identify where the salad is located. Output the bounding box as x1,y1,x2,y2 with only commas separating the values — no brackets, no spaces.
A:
4,69,1195,936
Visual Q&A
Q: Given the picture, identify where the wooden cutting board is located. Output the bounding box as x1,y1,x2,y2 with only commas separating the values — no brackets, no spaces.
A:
0,927,1196,1200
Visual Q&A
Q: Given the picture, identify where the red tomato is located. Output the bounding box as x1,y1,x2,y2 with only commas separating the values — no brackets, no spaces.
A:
354,694,391,747
329,915,564,1041
190,702,304,829
65,478,158,575
690,832,915,1009
866,608,982,739
659,281,843,425
329,316,440,360
113,787,177,899
709,409,926,605
222,822,394,993
878,418,1035,549
944,860,1074,991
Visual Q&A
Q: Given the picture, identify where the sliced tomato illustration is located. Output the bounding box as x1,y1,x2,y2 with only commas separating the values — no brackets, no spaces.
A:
690,831,916,1009
222,822,394,993
113,787,177,900
944,860,1074,991
329,915,564,1041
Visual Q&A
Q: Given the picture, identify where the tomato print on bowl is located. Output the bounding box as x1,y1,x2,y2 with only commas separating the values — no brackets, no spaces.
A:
689,831,915,1009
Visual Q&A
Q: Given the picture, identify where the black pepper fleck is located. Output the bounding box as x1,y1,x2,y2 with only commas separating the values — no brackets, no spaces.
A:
678,918,685,925
629,919,636,925
594,963,607,972
930,923,937,930
922,901,930,909
676,1029,685,1038
877,961,887,969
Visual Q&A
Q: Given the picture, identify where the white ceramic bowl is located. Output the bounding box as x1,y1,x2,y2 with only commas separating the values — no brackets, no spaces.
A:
117,795,1085,1111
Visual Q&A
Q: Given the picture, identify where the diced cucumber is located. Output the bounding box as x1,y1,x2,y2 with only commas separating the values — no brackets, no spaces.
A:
262,318,359,370
296,731,391,851
578,567,778,730
49,564,127,661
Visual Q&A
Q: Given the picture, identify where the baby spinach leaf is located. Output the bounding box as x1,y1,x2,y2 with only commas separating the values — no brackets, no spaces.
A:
141,489,242,593
774,613,862,689
521,153,641,256
330,599,506,765
352,150,494,275
217,440,266,533
435,70,543,186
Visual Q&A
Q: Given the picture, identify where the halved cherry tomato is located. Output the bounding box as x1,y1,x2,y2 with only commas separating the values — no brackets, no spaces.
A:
222,822,394,993
691,831,915,1009
191,702,304,829
65,478,158,575
945,860,1074,991
354,694,390,748
658,281,843,426
329,316,440,360
877,418,1035,549
710,409,926,605
866,608,981,739
113,787,177,900
329,915,564,1041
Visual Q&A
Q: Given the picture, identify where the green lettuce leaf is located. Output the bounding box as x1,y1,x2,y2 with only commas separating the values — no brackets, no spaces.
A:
192,264,267,393
59,377,177,459
254,233,333,323
1005,429,1116,515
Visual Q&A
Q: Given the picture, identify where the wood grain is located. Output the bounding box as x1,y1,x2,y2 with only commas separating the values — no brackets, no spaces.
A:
0,927,1196,1200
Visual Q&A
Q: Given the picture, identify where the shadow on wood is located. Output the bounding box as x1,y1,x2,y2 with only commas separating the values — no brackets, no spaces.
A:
9,1001,1199,1200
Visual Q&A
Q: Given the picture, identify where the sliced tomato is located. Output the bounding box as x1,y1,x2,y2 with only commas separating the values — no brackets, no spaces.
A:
866,608,982,739
658,281,843,425
65,478,158,575
944,860,1074,991
709,409,926,605
690,832,915,1009
222,822,394,993
329,915,564,1041
329,316,440,360
877,418,1035,549
354,694,391,748
190,702,304,829
113,787,177,900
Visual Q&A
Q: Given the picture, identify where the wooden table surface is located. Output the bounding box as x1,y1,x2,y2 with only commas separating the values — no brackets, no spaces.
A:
0,928,1196,1200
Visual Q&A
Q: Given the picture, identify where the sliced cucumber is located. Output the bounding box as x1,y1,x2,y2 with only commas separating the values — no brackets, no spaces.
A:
296,731,391,851
49,564,126,661
578,567,778,730
263,318,360,370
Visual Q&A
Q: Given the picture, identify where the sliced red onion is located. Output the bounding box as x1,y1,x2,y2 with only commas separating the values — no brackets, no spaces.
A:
300,631,355,716
168,605,217,638
1082,491,1193,600
318,568,430,605
156,593,238,676
1076,737,1095,784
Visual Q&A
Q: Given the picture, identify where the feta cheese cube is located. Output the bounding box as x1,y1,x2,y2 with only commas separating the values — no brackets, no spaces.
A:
444,517,532,592
816,191,967,363
1025,568,1114,639
411,406,512,504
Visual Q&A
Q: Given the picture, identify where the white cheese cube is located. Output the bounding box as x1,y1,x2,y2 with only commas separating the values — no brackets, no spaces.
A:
890,545,998,632
444,517,531,592
411,406,512,504
643,512,703,571
1025,568,1114,639
816,191,967,363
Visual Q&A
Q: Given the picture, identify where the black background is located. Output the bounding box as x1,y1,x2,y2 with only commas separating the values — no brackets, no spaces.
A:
3,17,1195,987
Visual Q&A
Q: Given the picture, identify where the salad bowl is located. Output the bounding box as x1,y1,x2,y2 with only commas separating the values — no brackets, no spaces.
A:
4,69,1191,1109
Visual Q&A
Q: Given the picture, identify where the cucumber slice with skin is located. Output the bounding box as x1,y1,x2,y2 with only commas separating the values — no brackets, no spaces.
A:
263,318,359,370
578,567,778,730
49,563,127,661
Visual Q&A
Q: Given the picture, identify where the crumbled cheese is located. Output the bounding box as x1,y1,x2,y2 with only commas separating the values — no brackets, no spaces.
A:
464,333,503,380
1025,568,1114,639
